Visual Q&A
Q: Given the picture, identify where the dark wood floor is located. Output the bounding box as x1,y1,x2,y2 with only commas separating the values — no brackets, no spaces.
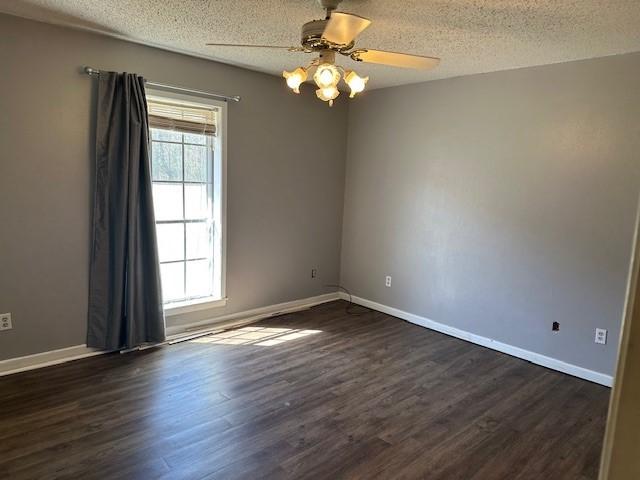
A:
0,300,610,479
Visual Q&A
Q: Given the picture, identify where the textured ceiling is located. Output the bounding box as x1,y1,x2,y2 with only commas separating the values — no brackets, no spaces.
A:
3,0,640,89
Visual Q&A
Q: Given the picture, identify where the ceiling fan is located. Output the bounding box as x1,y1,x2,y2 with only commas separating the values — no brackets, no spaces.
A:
206,0,440,106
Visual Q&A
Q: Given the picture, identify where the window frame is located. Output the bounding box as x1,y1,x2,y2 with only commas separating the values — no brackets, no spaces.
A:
146,88,228,316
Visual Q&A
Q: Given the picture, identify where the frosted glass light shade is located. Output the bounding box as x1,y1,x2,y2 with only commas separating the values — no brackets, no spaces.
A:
344,70,369,98
282,67,307,94
313,63,340,89
315,86,340,106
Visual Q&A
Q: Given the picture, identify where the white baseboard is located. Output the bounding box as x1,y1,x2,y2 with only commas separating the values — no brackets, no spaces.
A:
166,292,340,337
0,344,103,377
0,292,340,377
5,292,609,386
341,292,613,387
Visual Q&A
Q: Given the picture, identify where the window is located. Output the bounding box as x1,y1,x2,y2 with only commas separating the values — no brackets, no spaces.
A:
147,91,226,313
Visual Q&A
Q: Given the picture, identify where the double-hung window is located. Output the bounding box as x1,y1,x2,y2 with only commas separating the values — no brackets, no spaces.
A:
147,91,226,313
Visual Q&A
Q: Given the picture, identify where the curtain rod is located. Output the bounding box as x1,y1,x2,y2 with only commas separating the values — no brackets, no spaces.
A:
83,66,241,103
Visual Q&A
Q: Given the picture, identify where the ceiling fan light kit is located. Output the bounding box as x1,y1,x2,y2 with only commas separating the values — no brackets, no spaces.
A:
206,0,440,106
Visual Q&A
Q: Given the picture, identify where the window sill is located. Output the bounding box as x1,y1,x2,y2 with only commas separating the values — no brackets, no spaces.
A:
164,297,227,317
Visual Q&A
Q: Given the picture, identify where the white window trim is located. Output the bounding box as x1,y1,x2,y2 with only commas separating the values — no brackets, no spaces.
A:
164,296,228,317
147,88,228,316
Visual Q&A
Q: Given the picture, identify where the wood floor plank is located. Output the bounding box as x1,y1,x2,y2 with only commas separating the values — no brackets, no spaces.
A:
0,300,609,479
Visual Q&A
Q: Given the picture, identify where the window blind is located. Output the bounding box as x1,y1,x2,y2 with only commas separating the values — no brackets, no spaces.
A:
147,100,216,136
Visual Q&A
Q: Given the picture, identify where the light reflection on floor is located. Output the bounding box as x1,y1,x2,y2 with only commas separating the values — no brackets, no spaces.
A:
188,326,322,346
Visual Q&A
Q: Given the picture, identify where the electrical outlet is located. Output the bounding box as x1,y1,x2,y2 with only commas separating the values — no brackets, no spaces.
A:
552,322,560,332
0,313,12,331
385,276,392,287
311,268,317,279
595,328,607,345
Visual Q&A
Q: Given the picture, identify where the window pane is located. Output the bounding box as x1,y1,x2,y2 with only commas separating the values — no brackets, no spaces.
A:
152,141,183,181
186,222,211,259
156,223,185,262
151,128,182,143
161,262,185,302
186,259,213,298
149,101,220,307
153,183,183,221
185,184,210,220
184,145,209,182
183,132,206,145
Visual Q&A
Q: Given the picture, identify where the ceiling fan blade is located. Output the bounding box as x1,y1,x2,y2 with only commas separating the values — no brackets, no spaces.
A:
322,12,372,45
351,49,440,70
205,43,306,52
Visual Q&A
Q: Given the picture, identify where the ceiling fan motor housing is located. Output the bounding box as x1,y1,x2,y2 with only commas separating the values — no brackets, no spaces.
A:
302,19,328,44
301,19,354,52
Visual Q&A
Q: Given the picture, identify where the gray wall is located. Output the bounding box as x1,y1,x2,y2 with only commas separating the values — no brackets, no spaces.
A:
0,14,348,361
341,53,640,376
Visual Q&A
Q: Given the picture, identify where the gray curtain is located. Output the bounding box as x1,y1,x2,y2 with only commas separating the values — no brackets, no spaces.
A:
87,71,165,351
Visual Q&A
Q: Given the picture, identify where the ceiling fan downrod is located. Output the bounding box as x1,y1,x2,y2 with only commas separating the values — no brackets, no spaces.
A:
319,0,342,18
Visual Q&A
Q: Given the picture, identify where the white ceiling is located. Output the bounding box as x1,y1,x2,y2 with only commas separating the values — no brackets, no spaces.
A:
3,0,640,89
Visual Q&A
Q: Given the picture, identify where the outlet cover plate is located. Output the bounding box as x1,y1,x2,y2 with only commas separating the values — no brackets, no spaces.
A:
0,313,12,331
595,328,607,345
